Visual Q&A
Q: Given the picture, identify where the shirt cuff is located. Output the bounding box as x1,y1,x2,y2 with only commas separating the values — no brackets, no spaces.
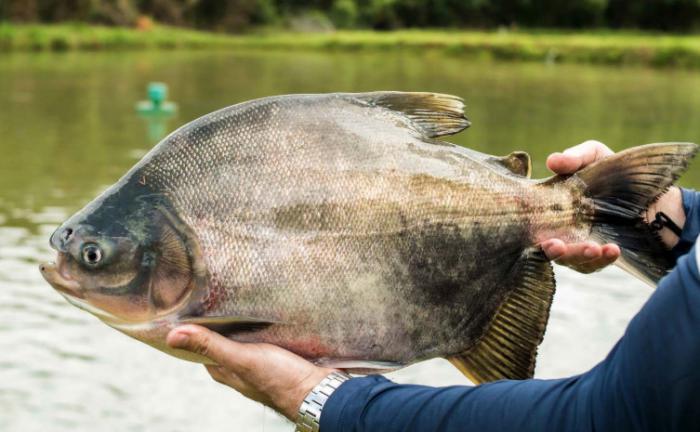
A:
671,188,700,259
320,375,392,432
696,235,700,277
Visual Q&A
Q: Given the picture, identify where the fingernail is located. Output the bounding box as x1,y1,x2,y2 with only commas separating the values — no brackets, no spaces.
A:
583,247,596,258
604,247,618,259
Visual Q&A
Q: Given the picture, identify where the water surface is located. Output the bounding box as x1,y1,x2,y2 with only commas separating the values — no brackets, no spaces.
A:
1,50,700,431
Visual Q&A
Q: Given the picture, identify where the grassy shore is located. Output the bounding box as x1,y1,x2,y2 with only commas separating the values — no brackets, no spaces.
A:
3,23,700,67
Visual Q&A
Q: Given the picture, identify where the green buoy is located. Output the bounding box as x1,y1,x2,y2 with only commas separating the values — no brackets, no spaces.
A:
136,82,177,115
136,82,177,142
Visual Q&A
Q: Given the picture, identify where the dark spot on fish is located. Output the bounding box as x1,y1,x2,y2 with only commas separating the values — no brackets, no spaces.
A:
400,221,524,306
402,222,472,306
386,218,529,354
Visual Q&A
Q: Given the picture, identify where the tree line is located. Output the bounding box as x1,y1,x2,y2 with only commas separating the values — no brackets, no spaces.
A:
3,0,700,32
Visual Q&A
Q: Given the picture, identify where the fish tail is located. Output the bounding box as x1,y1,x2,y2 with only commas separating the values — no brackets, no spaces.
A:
575,142,698,285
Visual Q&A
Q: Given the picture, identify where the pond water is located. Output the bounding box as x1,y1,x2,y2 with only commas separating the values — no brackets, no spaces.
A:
1,49,700,432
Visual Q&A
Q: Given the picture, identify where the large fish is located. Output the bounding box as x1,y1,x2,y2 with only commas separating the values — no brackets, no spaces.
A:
41,92,697,383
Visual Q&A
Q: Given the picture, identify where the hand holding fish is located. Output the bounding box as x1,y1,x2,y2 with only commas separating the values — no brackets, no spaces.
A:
542,140,684,273
541,140,622,273
164,137,692,425
166,324,333,421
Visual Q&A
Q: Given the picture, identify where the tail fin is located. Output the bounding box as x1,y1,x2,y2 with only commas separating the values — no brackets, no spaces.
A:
575,143,698,285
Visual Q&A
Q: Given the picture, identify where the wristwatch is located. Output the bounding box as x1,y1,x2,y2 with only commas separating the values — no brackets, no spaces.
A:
295,371,352,432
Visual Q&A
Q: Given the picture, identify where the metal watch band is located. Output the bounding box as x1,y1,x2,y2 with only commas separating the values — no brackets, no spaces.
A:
295,371,352,432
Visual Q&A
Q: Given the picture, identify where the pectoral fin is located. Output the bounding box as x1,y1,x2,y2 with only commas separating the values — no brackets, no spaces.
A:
447,248,555,384
180,315,279,334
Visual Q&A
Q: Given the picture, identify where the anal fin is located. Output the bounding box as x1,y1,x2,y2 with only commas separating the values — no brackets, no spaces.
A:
448,248,555,384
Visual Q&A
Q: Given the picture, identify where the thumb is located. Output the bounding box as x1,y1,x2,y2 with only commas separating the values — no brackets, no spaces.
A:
561,140,613,168
166,325,251,368
547,140,612,174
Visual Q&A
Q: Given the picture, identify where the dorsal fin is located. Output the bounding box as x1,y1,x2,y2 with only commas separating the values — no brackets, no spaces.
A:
352,92,470,138
447,248,555,383
488,151,532,178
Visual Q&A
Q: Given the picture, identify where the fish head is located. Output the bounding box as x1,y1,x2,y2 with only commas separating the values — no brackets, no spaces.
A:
40,178,203,328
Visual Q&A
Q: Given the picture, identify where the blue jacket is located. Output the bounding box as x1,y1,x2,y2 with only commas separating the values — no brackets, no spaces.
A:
321,189,700,432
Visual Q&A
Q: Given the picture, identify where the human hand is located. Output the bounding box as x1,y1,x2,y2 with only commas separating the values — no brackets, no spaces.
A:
542,140,621,273
166,325,335,421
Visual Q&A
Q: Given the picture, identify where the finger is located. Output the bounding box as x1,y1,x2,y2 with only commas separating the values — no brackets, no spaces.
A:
546,152,583,175
574,254,618,273
562,140,612,169
586,244,621,269
166,325,257,371
574,243,620,268
546,140,613,174
601,243,621,261
554,242,602,267
541,239,567,261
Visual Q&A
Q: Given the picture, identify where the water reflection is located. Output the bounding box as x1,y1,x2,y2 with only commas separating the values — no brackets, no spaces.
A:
138,113,175,143
1,49,699,431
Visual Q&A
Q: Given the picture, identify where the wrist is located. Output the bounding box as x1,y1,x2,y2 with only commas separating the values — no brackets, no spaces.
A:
646,186,685,248
294,370,352,431
284,368,337,421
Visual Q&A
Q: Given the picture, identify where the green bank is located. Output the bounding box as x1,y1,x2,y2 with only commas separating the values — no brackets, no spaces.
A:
3,23,700,68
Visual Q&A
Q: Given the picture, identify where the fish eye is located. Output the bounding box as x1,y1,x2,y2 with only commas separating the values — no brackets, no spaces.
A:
81,243,103,266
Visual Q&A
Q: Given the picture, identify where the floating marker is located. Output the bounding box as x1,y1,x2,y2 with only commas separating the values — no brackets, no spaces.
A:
136,82,177,142
136,82,177,115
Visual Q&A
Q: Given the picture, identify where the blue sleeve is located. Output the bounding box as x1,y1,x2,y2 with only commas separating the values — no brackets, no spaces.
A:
321,242,700,432
672,188,700,258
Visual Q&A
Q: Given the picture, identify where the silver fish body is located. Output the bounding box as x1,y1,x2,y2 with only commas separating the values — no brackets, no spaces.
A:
41,92,697,382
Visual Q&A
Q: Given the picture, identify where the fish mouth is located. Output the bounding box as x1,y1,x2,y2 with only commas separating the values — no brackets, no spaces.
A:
39,253,84,300
39,255,119,323
39,252,183,329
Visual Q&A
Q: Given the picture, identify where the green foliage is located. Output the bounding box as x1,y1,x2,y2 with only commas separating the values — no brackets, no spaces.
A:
287,10,334,32
363,0,401,29
330,0,358,28
5,23,700,70
3,0,700,31
252,0,280,25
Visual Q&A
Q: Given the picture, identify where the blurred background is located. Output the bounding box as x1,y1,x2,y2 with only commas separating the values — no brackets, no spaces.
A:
5,0,700,31
2,1,700,432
